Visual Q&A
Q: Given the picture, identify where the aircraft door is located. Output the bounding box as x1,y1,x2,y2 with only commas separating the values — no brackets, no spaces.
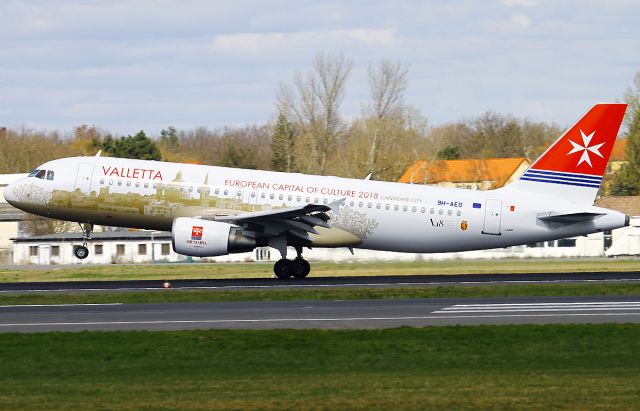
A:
75,163,95,195
482,199,502,235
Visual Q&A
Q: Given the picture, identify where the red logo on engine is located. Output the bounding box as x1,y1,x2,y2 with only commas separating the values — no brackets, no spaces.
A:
191,226,203,240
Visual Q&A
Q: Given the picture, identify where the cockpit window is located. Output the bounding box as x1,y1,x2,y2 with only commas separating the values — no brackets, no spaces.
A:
35,170,46,179
28,169,40,177
46,170,54,181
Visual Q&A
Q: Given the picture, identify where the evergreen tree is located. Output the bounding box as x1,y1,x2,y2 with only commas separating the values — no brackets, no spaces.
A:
437,145,461,160
160,126,179,149
610,108,640,195
271,113,296,172
97,130,162,160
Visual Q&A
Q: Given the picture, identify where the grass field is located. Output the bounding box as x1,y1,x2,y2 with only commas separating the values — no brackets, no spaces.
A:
3,281,640,306
1,325,639,410
1,258,640,283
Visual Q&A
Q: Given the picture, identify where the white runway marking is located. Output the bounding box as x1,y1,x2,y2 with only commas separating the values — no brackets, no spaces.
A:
1,312,640,328
434,301,640,314
0,303,123,308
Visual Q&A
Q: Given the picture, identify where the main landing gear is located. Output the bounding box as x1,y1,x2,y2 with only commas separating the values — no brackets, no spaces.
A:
273,246,311,279
73,223,93,260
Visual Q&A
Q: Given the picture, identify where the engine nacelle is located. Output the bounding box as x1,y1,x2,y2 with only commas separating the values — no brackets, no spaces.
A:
172,217,256,257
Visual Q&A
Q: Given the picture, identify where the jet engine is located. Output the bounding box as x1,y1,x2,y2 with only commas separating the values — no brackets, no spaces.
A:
172,217,256,257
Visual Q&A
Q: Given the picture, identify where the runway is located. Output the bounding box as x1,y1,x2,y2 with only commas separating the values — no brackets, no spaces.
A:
1,270,640,294
2,295,640,332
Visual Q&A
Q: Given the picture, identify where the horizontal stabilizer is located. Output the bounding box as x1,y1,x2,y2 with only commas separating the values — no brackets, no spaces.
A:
537,211,604,223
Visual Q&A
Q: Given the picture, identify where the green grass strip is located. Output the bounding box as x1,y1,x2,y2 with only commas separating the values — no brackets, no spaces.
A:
1,324,640,410
2,258,640,282
2,282,640,306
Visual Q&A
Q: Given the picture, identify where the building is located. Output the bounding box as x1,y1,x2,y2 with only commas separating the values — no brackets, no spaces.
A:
0,173,29,263
594,196,640,256
12,230,272,265
398,157,530,190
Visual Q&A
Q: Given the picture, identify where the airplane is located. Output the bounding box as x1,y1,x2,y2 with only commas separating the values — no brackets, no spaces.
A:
4,103,628,278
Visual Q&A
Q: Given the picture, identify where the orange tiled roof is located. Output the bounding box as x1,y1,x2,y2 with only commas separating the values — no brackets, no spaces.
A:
610,139,627,161
595,196,640,216
398,157,529,187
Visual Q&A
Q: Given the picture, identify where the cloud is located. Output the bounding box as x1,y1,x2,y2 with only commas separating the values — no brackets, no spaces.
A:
501,0,538,6
210,28,396,56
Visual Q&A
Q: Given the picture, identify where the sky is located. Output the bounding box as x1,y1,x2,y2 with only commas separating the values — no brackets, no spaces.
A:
1,0,639,135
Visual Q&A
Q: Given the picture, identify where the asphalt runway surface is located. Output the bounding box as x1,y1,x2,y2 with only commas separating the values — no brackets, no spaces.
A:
2,295,640,332
1,271,640,294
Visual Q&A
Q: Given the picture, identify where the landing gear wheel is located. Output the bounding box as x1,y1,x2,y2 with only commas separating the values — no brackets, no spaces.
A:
291,258,311,279
74,245,89,259
274,259,293,279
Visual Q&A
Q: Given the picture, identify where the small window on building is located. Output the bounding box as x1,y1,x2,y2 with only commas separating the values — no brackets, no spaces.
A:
526,242,545,248
95,244,103,255
161,243,170,255
116,244,125,256
557,238,577,248
29,246,38,257
138,244,147,255
51,245,60,256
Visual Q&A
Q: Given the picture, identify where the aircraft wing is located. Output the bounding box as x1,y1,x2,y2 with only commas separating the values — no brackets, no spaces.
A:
213,199,343,242
537,211,605,223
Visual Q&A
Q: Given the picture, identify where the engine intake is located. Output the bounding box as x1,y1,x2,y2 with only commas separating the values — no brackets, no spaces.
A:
172,217,256,257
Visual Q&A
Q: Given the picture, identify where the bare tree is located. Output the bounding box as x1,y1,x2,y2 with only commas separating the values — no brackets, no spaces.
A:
363,59,409,179
277,52,352,175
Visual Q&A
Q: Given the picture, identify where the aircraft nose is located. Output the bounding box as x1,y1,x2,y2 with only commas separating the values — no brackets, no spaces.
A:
4,180,19,206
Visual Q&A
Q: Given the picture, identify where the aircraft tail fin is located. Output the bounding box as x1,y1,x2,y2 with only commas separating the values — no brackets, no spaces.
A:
505,103,627,204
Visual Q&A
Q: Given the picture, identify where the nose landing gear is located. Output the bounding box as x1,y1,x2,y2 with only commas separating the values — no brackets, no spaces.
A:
73,223,93,260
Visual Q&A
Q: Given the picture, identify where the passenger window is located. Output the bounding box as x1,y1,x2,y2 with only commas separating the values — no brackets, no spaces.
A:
279,194,284,201
430,208,435,214
367,202,372,208
296,196,301,202
439,209,443,215
412,206,417,212
447,209,452,216
100,178,105,184
35,170,46,179
215,189,220,195
109,179,113,185
358,202,363,208
385,204,390,210
421,207,426,213
288,195,292,201
46,170,54,181
349,201,355,207
144,182,149,188
261,193,266,199
457,210,462,216
394,205,399,211
126,181,131,187
135,182,140,188
403,205,408,212
117,180,122,186
376,203,381,209
270,193,275,200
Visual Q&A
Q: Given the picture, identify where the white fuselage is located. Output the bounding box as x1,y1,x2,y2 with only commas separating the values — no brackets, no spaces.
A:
5,156,628,254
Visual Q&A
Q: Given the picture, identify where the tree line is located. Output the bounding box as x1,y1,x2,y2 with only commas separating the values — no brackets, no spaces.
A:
1,54,639,194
